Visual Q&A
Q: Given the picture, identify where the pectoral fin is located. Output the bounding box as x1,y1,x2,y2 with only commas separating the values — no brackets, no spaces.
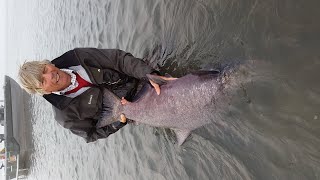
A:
173,129,191,146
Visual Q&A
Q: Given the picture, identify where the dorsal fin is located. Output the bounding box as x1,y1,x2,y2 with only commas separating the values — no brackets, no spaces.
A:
146,74,168,86
164,73,173,78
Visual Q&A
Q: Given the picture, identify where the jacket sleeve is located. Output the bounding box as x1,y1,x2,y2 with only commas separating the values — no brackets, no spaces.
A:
74,48,158,80
68,120,127,143
53,106,127,143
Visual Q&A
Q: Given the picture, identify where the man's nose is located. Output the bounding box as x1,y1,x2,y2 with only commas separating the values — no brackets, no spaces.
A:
42,72,53,82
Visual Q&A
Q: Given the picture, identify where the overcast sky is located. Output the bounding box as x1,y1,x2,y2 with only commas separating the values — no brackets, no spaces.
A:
0,1,6,154
0,1,7,100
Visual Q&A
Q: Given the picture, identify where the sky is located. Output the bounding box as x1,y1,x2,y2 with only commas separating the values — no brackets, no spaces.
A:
0,0,4,173
0,0,7,155
0,1,6,101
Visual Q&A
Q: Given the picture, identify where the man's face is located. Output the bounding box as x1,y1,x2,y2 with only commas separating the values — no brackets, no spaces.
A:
40,64,71,93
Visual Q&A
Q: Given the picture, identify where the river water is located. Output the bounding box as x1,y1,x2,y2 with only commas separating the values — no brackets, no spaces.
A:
5,0,320,180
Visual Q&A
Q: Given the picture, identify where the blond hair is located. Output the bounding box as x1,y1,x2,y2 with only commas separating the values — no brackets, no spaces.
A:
18,60,52,95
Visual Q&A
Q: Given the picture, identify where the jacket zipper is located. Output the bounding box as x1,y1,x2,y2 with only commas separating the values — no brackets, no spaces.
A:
105,79,121,85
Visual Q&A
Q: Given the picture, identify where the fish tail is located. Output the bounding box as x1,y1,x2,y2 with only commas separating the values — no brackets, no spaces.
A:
219,60,273,89
96,89,124,128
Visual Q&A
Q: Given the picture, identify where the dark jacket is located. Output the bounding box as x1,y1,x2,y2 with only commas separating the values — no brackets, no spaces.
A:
43,48,157,142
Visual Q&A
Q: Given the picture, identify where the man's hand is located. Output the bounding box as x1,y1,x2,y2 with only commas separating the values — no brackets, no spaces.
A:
120,114,127,123
149,75,178,95
121,97,129,105
120,98,127,123
149,80,161,95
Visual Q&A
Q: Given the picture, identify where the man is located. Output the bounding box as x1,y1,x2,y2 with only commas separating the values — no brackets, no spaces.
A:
18,48,162,143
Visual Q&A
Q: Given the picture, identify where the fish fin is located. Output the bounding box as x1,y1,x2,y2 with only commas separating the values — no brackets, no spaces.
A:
146,74,168,86
191,70,220,77
132,83,152,102
96,89,123,128
190,70,221,82
173,129,191,146
164,73,173,78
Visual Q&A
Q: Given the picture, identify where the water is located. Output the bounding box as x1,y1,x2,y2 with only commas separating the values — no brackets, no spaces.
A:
5,0,320,179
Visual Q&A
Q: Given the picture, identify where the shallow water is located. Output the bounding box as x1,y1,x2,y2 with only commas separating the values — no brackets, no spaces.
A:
5,0,320,179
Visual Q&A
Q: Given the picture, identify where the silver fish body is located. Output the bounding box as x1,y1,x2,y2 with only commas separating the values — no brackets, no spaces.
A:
123,73,221,130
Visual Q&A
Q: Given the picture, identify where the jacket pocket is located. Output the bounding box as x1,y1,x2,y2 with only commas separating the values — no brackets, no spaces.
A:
102,69,123,85
77,88,100,120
